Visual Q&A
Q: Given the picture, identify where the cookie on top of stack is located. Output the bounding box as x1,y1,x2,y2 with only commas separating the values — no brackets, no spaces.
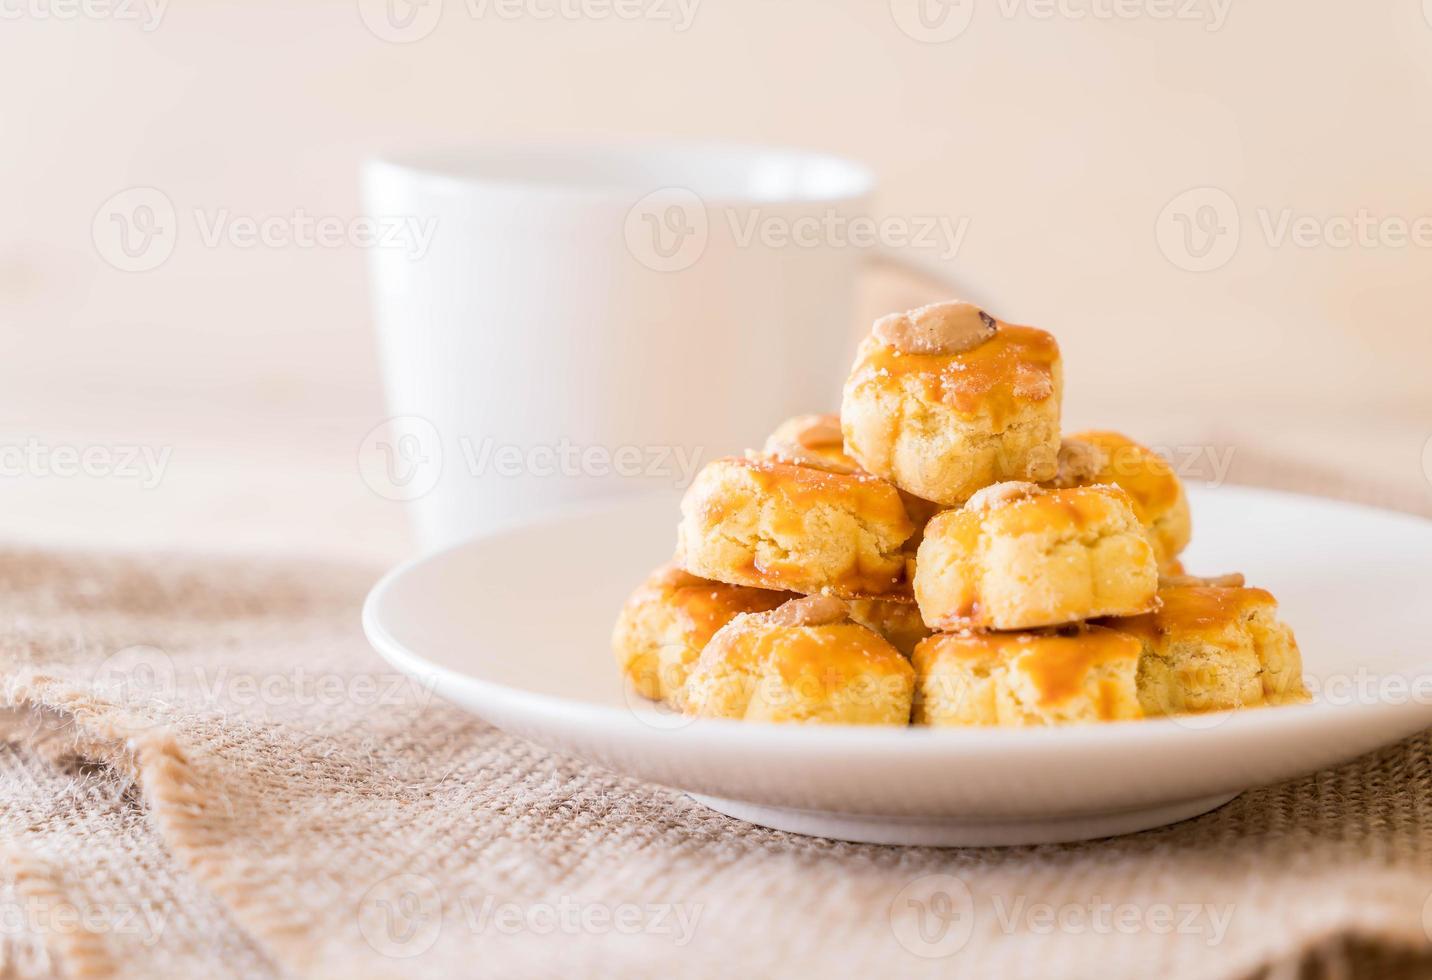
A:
613,300,1308,727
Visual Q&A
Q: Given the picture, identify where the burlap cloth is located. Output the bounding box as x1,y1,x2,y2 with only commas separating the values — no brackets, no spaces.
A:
2,454,1432,980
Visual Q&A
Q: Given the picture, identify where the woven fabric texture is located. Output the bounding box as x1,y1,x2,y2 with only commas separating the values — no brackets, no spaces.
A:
2,458,1431,979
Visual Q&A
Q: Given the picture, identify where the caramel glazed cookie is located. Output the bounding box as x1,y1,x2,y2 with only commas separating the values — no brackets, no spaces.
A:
612,563,792,706
761,412,853,472
914,480,1159,632
913,625,1144,727
763,412,944,534
1103,573,1309,714
612,556,931,706
841,300,1063,507
698,412,936,651
1046,430,1192,570
677,453,916,599
681,595,915,725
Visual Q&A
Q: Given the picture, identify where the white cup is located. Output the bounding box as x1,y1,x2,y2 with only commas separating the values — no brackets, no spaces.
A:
362,143,936,552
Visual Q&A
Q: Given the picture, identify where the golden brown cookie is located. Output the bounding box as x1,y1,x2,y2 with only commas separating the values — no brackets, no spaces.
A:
762,413,859,472
612,563,792,705
1105,581,1309,714
678,455,915,598
841,301,1063,506
764,412,944,533
911,626,1144,727
913,481,1158,630
681,596,915,724
1048,431,1192,569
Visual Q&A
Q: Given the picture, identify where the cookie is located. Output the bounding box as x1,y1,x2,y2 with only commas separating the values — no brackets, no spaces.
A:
911,625,1144,726
765,412,943,533
681,595,915,724
762,413,860,472
1048,431,1191,568
913,481,1158,630
678,455,915,598
612,563,792,705
1106,578,1309,714
841,301,1062,506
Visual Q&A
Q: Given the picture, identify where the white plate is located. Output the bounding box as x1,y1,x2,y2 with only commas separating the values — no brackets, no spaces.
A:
363,485,1432,846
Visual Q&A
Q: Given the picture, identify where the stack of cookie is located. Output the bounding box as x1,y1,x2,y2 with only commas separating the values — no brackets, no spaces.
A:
613,301,1308,727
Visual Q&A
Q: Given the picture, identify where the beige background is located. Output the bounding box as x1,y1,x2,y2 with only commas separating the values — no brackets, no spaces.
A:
2,0,1430,560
